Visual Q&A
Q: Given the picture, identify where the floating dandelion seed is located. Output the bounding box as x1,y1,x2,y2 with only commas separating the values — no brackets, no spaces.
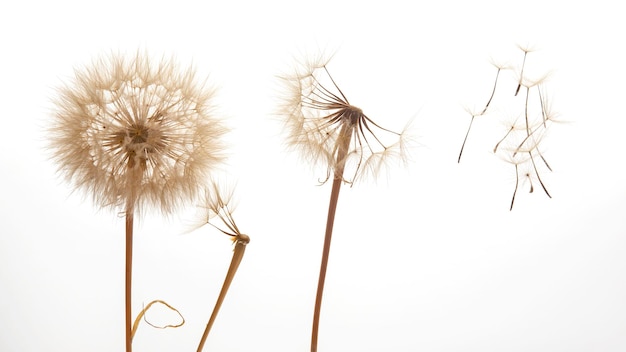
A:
500,147,551,211
459,45,559,210
514,45,534,96
279,55,410,352
458,61,508,163
48,52,227,352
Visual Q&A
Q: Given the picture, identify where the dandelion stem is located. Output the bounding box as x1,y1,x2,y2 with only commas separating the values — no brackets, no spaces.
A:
311,122,352,352
125,205,134,352
131,299,185,337
197,235,250,352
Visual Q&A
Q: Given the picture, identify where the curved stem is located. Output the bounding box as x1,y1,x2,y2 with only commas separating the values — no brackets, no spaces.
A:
132,300,185,337
311,122,352,352
197,235,250,352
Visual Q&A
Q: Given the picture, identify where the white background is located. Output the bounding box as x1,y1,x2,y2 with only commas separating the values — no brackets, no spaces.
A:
1,1,625,351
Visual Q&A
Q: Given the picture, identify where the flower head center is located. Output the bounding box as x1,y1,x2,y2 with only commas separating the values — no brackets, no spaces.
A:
105,123,159,169
130,125,150,145
343,106,362,126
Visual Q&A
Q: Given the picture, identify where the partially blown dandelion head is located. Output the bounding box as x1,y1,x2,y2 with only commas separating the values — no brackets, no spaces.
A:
279,57,409,184
189,181,249,245
49,52,227,214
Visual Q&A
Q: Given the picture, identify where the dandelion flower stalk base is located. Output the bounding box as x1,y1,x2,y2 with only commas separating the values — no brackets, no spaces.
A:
311,122,351,352
197,234,250,352
279,59,408,351
125,206,134,352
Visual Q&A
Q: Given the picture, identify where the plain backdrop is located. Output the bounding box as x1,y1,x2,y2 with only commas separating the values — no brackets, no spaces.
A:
1,1,625,351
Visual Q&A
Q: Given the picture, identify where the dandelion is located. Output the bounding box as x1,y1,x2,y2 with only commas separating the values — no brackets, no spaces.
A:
279,55,410,352
191,181,249,352
48,52,227,351
282,56,410,185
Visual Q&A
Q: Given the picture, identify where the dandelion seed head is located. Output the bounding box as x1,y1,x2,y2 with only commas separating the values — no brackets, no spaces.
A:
49,52,227,215
186,179,245,239
278,56,410,184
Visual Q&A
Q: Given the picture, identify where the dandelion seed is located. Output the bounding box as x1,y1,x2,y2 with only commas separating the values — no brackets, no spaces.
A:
514,45,534,96
538,85,548,127
494,116,522,154
499,143,551,210
480,63,506,116
525,172,535,193
463,45,559,209
499,152,531,210
536,83,558,129
539,150,553,172
279,55,410,352
458,62,507,163
512,162,521,210
458,113,477,163
512,122,544,158
48,52,227,352
528,150,552,198
522,86,532,134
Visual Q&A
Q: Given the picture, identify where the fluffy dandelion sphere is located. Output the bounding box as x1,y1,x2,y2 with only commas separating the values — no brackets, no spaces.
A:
49,52,227,214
